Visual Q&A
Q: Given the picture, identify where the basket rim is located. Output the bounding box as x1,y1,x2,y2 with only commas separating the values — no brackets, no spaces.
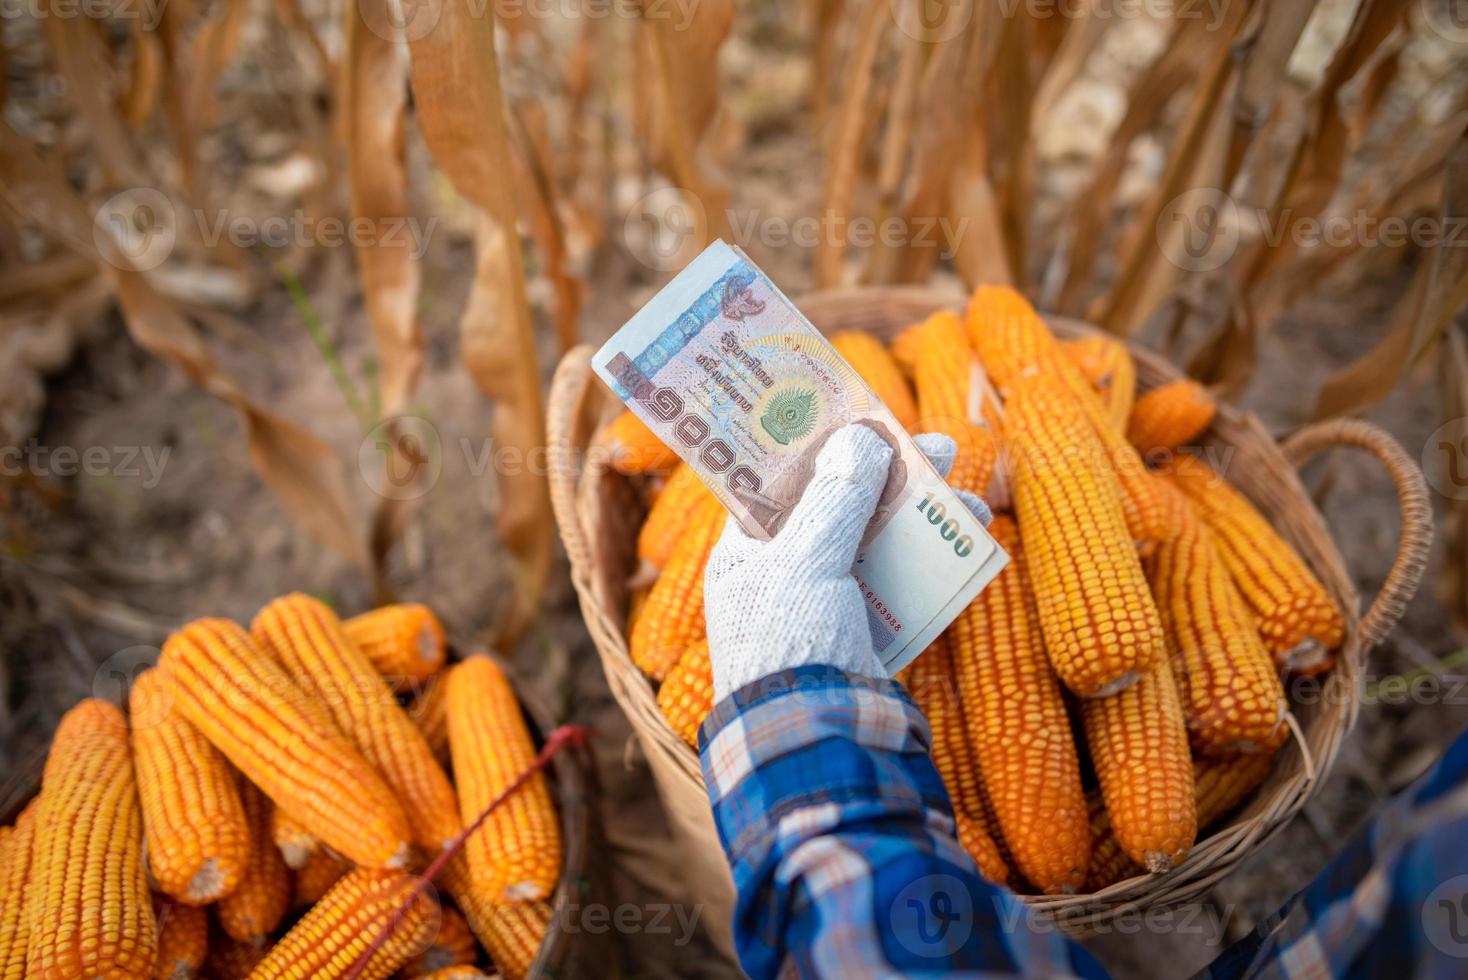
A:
547,284,1431,928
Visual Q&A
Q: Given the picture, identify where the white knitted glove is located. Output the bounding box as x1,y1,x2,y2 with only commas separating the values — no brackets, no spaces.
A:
705,424,992,701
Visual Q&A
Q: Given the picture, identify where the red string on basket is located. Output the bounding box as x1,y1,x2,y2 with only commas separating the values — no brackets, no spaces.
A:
343,723,593,980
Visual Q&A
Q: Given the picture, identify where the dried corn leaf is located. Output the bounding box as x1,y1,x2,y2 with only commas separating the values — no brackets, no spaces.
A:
1056,19,1206,315
41,5,148,185
815,0,888,288
1223,1,1317,184
0,122,370,568
403,0,552,646
1189,0,1407,389
509,102,583,354
346,0,421,418
888,9,1003,284
1313,129,1468,420
638,0,734,243
1089,0,1249,336
122,20,164,131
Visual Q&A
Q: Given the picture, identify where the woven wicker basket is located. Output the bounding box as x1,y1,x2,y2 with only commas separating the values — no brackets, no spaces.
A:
547,286,1433,945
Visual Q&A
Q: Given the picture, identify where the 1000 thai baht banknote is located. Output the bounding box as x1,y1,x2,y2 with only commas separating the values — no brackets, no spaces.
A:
593,240,1009,674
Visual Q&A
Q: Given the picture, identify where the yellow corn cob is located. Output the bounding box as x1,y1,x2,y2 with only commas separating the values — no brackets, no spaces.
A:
908,311,999,494
829,330,920,430
626,585,651,638
900,641,1011,887
629,502,722,682
203,933,266,980
161,618,412,870
407,673,451,769
27,699,157,978
153,900,207,980
292,848,352,908
0,799,38,980
1081,658,1196,873
1161,454,1343,672
968,286,1170,545
418,968,492,980
456,894,549,980
604,409,680,474
130,669,251,904
1086,749,1275,890
889,321,922,377
1062,334,1136,431
636,464,716,570
446,656,561,903
1148,481,1287,755
399,905,478,975
343,604,447,693
253,594,462,855
248,869,440,980
949,516,1089,894
953,812,1011,890
656,639,714,747
217,786,290,944
1004,373,1164,696
436,860,542,980
271,808,319,870
1128,380,1217,455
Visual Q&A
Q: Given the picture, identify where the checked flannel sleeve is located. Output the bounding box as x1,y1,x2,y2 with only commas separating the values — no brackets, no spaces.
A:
1199,726,1468,980
697,664,1106,979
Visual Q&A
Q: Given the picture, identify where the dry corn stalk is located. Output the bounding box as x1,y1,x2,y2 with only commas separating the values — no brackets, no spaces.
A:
27,699,157,977
248,869,440,980
1081,658,1197,873
445,655,561,904
130,668,250,905
948,516,1089,894
160,617,413,869
253,593,461,854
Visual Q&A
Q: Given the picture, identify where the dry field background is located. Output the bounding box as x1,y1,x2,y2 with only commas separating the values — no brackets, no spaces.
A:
2,0,1468,974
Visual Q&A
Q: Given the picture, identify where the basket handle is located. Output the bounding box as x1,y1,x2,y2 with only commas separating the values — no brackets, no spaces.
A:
546,345,599,578
1279,418,1434,649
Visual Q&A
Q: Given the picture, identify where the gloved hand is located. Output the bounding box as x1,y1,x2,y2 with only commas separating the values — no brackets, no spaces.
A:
705,423,992,701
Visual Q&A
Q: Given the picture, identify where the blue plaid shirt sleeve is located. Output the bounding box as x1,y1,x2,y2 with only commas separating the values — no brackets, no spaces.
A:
1199,726,1468,980
696,665,1106,979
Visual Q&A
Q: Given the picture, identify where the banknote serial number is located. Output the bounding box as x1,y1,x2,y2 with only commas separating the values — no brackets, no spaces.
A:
915,493,975,558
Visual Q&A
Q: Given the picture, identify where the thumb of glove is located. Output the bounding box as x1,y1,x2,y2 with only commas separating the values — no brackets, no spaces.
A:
773,423,893,576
